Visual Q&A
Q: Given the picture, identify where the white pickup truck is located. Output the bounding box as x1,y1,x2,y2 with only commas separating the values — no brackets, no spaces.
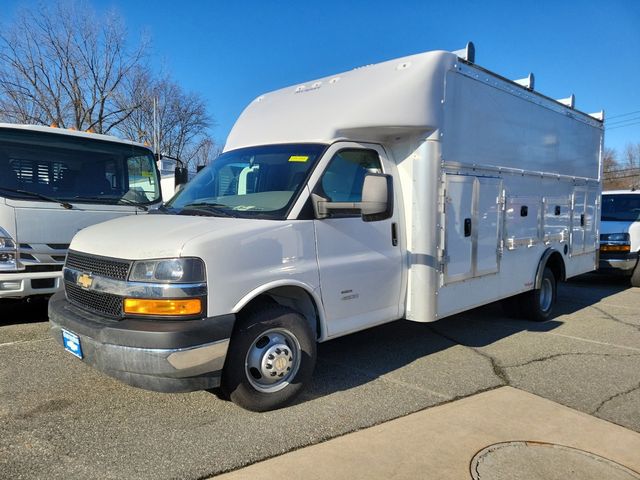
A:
49,45,603,411
599,190,640,286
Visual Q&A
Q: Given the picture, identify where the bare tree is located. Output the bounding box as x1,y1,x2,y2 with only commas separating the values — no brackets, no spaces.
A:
117,68,215,169
603,145,640,190
0,1,146,133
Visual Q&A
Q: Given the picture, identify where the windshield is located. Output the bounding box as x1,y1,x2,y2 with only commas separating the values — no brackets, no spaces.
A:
0,128,160,206
601,194,640,222
167,144,326,219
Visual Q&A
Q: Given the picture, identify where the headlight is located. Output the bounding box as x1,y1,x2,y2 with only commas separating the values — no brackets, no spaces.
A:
0,227,19,272
129,257,205,283
600,233,630,243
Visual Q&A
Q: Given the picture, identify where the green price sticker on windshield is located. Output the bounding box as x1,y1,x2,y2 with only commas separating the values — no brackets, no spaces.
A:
289,155,309,163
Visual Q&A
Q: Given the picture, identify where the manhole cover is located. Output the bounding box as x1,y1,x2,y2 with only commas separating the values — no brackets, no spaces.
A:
470,441,640,480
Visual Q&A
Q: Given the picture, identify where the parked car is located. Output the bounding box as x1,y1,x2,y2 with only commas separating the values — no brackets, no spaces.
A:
599,190,640,286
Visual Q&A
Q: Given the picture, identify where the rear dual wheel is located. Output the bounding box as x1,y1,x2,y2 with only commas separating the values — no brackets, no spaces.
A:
501,267,557,322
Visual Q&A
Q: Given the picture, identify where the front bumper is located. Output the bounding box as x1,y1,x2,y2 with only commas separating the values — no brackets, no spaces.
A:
48,291,235,392
0,270,63,299
598,250,638,275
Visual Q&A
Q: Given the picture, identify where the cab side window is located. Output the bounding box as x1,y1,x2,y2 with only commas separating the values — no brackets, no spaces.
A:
319,149,382,203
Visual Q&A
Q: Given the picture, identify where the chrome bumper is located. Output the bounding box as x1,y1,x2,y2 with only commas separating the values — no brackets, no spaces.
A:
0,270,62,298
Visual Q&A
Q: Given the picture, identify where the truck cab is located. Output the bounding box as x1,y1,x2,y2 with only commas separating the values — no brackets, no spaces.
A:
0,124,163,299
599,190,640,286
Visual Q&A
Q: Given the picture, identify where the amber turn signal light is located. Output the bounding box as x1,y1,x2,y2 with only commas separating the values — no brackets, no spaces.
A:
599,244,630,253
123,298,202,316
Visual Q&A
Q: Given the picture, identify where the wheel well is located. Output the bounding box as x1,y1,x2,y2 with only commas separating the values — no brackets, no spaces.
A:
544,250,566,283
239,287,322,339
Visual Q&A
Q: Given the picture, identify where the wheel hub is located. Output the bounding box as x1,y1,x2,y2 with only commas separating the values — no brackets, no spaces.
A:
245,328,302,393
262,344,293,378
540,277,553,312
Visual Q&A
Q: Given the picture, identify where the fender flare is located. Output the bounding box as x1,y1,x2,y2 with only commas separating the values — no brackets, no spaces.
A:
534,248,566,289
231,280,327,340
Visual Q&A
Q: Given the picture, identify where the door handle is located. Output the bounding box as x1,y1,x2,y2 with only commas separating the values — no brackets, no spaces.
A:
391,222,398,246
464,218,472,237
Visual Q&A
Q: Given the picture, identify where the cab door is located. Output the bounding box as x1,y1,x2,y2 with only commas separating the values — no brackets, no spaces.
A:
311,142,403,338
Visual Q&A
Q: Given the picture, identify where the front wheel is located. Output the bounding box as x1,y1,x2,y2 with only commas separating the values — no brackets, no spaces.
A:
222,305,316,412
522,267,557,322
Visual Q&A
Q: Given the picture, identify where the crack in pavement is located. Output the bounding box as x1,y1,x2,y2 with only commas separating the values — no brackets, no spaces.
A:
500,351,640,370
592,382,640,416
590,305,640,331
426,326,510,385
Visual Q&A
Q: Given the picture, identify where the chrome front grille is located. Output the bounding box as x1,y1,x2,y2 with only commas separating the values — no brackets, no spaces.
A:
65,282,123,318
65,251,131,280
17,243,69,268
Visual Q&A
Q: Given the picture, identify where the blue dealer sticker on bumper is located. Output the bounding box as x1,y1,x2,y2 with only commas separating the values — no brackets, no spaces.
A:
62,329,83,359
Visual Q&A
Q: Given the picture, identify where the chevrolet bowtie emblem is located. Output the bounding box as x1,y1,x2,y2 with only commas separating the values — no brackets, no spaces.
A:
77,273,93,289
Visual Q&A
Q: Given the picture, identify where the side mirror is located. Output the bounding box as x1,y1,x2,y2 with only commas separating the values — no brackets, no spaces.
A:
174,166,189,187
312,173,393,222
361,173,393,221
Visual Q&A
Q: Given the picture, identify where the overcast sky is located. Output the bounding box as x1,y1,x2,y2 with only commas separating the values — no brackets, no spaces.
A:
5,0,640,154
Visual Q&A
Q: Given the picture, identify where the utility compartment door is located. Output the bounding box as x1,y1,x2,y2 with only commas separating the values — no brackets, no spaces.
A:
571,189,587,255
475,177,502,276
444,174,502,284
444,175,475,283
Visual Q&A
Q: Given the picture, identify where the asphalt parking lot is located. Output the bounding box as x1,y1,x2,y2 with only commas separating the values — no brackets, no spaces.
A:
1,275,639,479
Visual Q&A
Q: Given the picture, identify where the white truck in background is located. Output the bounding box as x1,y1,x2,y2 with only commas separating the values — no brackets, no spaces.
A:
49,44,604,411
0,124,170,300
599,190,640,286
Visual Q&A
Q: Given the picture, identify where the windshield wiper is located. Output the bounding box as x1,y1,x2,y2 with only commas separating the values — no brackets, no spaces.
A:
116,197,148,211
0,186,73,209
71,195,148,211
180,203,233,217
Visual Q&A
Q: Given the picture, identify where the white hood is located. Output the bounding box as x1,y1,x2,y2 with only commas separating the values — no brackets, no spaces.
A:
69,213,275,260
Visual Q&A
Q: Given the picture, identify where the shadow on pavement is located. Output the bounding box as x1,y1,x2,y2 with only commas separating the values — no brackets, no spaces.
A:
292,273,631,405
0,297,50,326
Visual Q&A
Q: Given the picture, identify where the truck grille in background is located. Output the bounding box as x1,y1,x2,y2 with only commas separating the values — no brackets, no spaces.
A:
65,282,123,317
65,251,131,280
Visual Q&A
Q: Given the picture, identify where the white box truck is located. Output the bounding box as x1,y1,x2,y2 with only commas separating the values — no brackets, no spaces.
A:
0,124,167,299
49,45,604,411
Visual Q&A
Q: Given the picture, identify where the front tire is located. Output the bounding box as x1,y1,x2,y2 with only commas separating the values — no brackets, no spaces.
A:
222,305,316,412
522,267,557,322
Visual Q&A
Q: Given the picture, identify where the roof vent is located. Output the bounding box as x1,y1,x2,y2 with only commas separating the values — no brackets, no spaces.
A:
453,42,475,63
